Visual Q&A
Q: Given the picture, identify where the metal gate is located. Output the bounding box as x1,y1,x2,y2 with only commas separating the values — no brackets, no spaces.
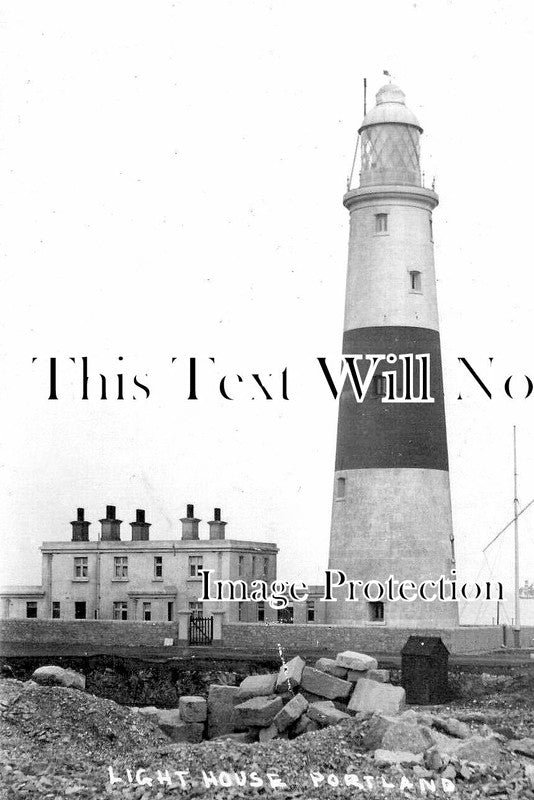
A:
188,615,213,645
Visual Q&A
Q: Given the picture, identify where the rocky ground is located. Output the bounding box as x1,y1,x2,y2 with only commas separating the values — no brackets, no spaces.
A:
1,667,534,799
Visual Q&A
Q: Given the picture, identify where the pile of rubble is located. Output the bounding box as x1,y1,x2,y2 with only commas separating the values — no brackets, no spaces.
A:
127,650,399,743
2,656,534,798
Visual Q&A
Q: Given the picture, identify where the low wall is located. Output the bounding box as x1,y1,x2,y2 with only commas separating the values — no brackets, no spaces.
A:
502,625,534,648
0,619,178,648
0,619,517,654
222,623,505,655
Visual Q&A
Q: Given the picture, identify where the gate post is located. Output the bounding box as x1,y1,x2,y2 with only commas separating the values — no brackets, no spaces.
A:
177,610,190,642
212,611,225,642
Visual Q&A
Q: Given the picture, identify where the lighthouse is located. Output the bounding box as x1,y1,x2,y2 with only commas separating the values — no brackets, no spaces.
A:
327,83,459,627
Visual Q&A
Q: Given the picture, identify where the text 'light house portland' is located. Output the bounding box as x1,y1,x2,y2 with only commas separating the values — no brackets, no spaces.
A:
327,82,459,628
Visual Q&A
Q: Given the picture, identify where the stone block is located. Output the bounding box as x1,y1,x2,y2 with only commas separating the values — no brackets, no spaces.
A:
381,721,434,754
347,669,367,682
336,651,378,672
207,684,240,739
274,693,308,732
452,736,502,766
307,700,350,727
367,669,390,683
363,713,433,754
179,695,207,723
155,708,203,742
213,731,254,743
348,678,405,715
234,695,284,727
509,738,534,758
276,656,305,692
432,716,470,739
138,706,159,722
237,673,277,700
291,713,320,737
301,666,352,700
314,658,348,679
32,665,86,691
259,723,279,742
374,749,424,766
181,722,204,743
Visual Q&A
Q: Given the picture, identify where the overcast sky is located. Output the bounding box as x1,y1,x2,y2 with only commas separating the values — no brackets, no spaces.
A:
1,0,533,625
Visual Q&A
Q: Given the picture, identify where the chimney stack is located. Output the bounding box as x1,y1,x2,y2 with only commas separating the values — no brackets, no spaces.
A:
180,503,200,540
100,505,122,541
71,507,90,541
208,507,227,540
130,508,150,541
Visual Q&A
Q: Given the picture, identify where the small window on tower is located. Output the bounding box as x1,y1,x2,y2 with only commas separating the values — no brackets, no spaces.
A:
336,476,346,499
368,601,384,623
375,213,388,233
429,216,434,242
374,375,387,397
409,270,422,293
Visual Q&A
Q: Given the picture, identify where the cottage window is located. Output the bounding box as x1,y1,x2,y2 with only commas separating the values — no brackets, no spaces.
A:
143,602,151,621
74,556,88,578
154,556,163,579
189,601,203,618
307,600,316,623
113,601,128,621
52,601,60,619
114,556,128,579
263,557,269,578
368,601,384,622
257,601,265,622
167,601,174,622
238,555,245,576
189,555,203,577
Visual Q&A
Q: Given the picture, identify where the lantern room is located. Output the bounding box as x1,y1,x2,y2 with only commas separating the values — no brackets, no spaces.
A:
359,84,423,187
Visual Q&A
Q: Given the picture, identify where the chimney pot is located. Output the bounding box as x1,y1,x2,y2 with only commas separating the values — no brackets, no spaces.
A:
100,506,121,540
71,508,90,541
181,504,200,540
208,508,227,540
131,508,150,540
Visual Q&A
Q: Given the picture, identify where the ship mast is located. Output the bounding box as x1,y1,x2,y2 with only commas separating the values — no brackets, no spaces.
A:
513,425,521,646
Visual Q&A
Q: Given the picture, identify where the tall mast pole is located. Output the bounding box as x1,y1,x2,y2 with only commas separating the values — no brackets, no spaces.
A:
513,425,521,647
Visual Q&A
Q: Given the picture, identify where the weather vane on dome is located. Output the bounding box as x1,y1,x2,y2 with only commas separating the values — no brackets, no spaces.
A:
383,69,393,83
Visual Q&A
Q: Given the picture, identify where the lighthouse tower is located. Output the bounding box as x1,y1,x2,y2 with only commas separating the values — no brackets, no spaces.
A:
327,83,458,627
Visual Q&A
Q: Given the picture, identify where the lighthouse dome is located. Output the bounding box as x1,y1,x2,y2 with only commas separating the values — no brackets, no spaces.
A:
358,83,423,187
359,84,423,133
